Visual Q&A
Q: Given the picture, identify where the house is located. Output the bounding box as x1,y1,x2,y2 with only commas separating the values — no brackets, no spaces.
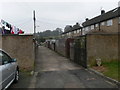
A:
82,7,120,34
61,23,82,38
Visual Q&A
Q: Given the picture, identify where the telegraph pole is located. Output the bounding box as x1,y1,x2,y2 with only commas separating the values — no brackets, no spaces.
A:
33,10,36,73
33,10,36,37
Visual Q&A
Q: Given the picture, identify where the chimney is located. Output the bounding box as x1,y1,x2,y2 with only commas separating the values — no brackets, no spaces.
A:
86,18,89,21
76,22,79,25
101,10,105,15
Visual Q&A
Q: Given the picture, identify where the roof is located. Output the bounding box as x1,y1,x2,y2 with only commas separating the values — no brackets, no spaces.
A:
82,7,120,27
62,24,82,34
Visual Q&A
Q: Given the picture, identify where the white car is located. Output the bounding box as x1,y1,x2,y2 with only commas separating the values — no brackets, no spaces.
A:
0,49,19,90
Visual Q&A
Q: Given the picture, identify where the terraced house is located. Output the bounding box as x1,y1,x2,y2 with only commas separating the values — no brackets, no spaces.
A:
82,7,120,34
62,23,82,38
79,7,120,67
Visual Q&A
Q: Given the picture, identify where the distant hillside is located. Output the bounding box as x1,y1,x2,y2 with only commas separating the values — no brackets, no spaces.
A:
37,28,63,38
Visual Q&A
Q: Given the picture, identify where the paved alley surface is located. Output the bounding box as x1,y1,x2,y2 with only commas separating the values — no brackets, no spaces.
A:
34,46,118,88
9,46,118,89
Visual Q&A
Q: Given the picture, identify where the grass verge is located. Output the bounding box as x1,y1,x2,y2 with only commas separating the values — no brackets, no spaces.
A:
92,60,119,81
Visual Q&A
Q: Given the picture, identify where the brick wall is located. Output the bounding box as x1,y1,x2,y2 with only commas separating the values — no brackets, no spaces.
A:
1,35,35,71
55,38,66,56
86,34,118,66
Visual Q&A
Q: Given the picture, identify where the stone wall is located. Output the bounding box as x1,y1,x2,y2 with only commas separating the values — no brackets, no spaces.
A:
86,34,118,66
1,35,35,71
55,38,66,56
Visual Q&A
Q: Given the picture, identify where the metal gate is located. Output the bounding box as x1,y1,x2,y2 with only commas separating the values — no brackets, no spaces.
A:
74,35,87,68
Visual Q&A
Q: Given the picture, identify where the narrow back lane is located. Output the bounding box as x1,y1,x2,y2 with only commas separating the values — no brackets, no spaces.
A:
35,46,118,88
35,46,82,72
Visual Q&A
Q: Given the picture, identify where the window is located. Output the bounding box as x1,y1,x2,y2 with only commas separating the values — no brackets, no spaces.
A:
77,30,79,33
107,19,113,26
101,22,105,26
95,24,98,27
83,28,84,31
85,27,89,31
2,51,12,65
0,51,2,65
67,33,69,36
62,35,64,37
74,31,76,34
82,28,84,34
82,30,85,35
91,25,94,30
69,32,71,35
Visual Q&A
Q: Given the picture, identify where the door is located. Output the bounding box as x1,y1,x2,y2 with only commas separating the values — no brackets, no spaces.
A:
1,51,15,89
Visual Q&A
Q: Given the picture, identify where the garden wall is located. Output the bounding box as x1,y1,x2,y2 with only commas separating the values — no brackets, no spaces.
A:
1,35,35,71
86,33,118,66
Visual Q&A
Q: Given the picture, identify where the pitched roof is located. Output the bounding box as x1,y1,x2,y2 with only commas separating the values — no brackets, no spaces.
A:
82,7,120,27
62,25,82,34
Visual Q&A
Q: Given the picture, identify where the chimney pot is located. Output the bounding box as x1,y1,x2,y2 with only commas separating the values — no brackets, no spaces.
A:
101,10,105,14
86,18,89,21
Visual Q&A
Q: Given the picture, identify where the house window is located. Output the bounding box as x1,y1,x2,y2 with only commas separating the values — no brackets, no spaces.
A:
68,32,70,36
101,22,105,26
91,25,94,30
82,30,85,35
69,32,71,35
62,35,64,37
74,31,76,34
85,27,89,31
107,19,113,26
77,30,79,33
95,24,98,27
67,33,69,36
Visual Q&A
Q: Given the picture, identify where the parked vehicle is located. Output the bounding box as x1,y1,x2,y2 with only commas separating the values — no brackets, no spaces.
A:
0,49,19,90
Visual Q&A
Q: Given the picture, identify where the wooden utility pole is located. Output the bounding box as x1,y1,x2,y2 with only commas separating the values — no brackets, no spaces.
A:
33,10,36,37
33,10,36,73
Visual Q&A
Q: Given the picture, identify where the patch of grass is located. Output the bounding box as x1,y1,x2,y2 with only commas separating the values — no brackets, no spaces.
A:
92,60,119,81
102,61,119,81
19,68,33,76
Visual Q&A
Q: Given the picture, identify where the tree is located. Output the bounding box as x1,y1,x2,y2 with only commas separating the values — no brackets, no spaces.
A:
36,28,63,39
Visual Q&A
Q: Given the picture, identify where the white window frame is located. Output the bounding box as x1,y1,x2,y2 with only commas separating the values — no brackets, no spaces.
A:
69,31,71,35
101,22,105,26
77,30,79,33
67,33,69,36
95,24,98,27
82,30,85,35
91,25,94,30
106,19,113,26
74,31,76,34
68,32,70,36
85,27,89,31
62,35,64,37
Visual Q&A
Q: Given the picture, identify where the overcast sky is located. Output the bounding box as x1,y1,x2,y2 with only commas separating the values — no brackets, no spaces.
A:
0,0,119,34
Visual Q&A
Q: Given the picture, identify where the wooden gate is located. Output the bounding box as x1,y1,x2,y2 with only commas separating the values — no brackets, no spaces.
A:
65,38,74,58
74,35,87,68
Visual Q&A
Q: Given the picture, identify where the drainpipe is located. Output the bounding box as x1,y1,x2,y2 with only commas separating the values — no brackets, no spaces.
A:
98,22,101,31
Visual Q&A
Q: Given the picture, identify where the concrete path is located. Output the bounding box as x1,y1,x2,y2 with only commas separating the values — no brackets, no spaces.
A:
34,46,118,88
